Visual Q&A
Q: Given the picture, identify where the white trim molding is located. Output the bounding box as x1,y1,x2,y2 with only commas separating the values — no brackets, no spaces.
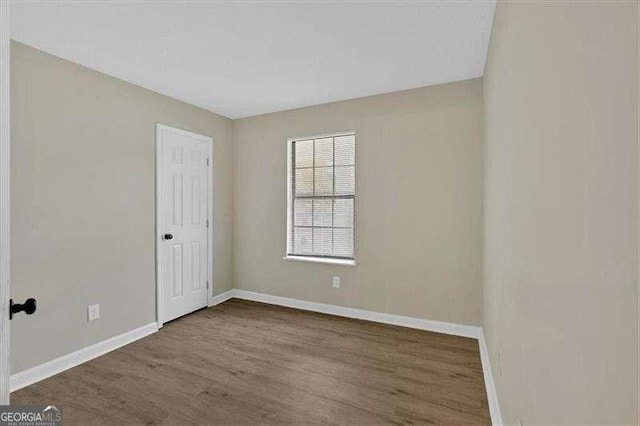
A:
232,289,482,338
209,289,234,307
283,255,355,267
229,289,502,424
6,289,503,425
479,331,503,425
0,0,10,405
10,322,158,392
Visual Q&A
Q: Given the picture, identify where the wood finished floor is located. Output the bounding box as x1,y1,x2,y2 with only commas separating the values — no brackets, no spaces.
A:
12,299,490,425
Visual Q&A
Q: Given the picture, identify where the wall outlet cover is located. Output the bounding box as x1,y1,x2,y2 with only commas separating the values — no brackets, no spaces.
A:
332,276,340,288
88,304,100,321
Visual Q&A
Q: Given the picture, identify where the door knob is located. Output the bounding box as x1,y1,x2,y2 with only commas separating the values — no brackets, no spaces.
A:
163,233,173,240
9,298,37,320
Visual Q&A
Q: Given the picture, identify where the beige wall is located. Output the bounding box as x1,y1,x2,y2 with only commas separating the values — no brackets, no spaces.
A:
10,42,233,373
233,79,484,326
483,2,638,424
14,5,638,420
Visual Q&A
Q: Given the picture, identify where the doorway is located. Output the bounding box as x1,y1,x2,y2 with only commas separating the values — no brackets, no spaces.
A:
156,124,213,326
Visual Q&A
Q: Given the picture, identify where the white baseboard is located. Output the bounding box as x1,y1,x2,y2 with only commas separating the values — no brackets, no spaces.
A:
231,289,482,338
478,331,503,425
10,322,158,392
209,289,234,307
9,290,502,425
230,289,501,425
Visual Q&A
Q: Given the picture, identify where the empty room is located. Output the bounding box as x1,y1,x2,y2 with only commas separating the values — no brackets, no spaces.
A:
0,0,637,424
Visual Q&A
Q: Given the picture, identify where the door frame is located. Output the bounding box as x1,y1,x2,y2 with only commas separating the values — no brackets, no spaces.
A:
155,123,213,327
0,0,10,405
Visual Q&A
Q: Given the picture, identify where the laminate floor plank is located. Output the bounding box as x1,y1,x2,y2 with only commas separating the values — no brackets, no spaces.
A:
12,299,491,425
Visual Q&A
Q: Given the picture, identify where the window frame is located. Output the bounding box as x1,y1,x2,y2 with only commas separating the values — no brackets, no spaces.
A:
285,131,356,266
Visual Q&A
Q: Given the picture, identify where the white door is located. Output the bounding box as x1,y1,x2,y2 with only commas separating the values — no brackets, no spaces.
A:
157,124,211,325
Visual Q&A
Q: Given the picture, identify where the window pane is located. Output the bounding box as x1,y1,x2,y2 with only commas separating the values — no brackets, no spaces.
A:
314,167,333,196
335,135,354,166
293,227,312,254
290,133,355,259
295,168,313,196
334,199,353,228
313,228,332,255
335,166,354,195
295,139,313,168
333,228,354,257
294,199,312,226
313,199,332,226
314,137,333,167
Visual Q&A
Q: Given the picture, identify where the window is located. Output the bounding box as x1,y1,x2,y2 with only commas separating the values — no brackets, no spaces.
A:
287,132,355,262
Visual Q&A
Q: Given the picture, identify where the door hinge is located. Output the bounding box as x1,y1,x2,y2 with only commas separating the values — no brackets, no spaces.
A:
206,219,209,228
206,280,210,289
206,158,210,166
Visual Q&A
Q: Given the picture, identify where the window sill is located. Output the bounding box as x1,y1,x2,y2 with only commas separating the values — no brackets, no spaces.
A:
283,255,356,267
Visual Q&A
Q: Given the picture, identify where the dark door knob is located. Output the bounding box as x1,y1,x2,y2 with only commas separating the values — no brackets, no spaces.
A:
163,233,173,240
9,298,37,320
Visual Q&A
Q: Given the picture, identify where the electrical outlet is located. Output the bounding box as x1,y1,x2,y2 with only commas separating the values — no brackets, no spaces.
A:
88,304,100,321
332,276,340,288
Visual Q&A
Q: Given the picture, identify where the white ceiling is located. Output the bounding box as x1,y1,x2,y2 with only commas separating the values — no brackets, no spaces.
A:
10,1,496,119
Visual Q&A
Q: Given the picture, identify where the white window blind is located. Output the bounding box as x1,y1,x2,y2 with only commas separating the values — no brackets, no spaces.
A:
288,133,355,260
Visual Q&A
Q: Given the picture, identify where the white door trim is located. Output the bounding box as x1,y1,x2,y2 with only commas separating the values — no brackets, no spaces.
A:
0,1,10,405
155,124,213,327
